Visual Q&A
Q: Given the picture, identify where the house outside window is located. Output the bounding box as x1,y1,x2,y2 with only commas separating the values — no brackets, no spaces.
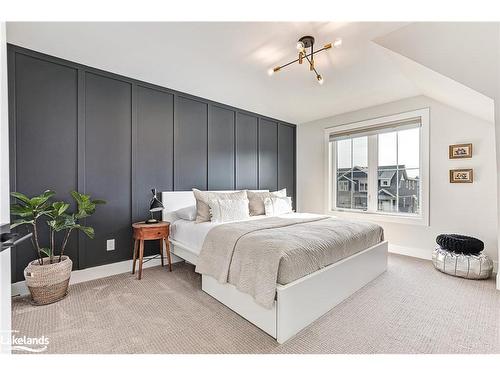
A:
326,109,429,225
338,180,349,191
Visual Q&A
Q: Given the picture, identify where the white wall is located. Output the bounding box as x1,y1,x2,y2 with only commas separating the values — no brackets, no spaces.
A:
0,21,12,354
495,28,500,289
297,95,498,264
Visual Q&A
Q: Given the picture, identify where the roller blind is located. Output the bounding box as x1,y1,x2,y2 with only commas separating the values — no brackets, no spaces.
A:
329,117,421,142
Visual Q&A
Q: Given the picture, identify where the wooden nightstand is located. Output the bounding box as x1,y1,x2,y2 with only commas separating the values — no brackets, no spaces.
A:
132,221,172,280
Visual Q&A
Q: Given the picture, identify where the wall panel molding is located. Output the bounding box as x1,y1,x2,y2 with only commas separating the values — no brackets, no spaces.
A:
7,44,296,282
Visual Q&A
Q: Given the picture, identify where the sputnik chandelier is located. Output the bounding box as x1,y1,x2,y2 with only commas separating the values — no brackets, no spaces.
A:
268,35,342,84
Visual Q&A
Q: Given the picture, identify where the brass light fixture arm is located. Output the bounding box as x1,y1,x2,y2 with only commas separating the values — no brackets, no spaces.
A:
304,55,321,78
273,44,332,72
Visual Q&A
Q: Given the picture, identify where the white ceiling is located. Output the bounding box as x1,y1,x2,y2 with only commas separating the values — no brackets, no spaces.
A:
6,22,421,124
374,22,499,99
379,46,494,123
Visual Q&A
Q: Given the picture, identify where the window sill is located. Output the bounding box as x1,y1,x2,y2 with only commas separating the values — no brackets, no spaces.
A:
326,209,429,226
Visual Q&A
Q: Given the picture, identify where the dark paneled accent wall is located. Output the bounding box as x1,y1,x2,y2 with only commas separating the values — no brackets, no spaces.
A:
135,86,174,221
235,113,258,190
174,97,208,191
208,106,235,190
258,119,278,191
83,73,132,268
278,124,296,199
8,45,296,282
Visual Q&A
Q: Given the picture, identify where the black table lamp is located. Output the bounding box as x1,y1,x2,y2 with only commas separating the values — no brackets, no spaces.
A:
145,188,164,224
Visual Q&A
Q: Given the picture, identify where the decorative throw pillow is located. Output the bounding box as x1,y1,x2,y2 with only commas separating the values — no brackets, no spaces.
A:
264,196,293,216
208,198,250,223
247,188,287,216
192,189,247,223
174,205,197,221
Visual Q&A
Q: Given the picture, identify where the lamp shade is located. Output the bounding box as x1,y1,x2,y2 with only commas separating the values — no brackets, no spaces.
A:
149,189,164,212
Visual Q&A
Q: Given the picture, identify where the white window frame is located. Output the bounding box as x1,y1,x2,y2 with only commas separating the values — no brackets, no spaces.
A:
324,108,430,226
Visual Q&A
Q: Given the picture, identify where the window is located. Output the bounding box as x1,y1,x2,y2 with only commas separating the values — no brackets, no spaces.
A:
377,126,420,214
335,136,368,210
326,109,429,225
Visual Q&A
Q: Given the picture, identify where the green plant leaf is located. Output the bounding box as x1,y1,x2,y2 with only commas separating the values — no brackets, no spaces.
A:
51,214,76,232
73,224,95,239
71,191,101,219
10,204,34,217
10,191,32,205
30,190,56,208
10,218,34,228
40,247,52,258
91,199,106,205
46,201,70,219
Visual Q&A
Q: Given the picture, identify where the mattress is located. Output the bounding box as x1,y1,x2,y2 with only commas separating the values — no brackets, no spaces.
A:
196,215,384,302
169,219,216,254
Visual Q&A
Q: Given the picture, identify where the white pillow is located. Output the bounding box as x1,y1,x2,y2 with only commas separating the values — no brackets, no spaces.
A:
174,205,197,221
247,188,287,216
192,189,248,222
209,198,250,223
264,196,293,216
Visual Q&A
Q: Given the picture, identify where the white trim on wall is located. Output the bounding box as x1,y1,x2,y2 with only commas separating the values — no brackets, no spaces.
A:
389,244,432,260
324,108,430,226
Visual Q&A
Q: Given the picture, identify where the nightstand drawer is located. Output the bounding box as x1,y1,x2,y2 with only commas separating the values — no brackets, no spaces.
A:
133,225,169,240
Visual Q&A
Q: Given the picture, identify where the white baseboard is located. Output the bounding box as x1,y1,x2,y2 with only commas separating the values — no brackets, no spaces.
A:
11,254,183,297
388,244,432,260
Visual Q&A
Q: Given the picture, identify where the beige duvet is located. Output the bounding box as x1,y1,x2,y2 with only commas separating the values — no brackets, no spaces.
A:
195,215,384,309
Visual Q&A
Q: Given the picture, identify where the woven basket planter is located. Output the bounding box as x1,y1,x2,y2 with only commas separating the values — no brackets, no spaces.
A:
24,256,72,305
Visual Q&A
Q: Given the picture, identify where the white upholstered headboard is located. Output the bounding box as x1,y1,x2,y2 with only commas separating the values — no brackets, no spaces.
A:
161,191,196,223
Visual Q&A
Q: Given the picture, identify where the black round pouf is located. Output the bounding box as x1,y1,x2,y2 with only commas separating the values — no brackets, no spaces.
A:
436,234,484,255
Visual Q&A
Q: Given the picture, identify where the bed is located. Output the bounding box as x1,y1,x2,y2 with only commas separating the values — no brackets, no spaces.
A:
162,191,388,343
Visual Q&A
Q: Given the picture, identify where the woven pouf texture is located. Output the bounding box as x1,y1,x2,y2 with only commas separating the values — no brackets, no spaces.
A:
432,247,493,279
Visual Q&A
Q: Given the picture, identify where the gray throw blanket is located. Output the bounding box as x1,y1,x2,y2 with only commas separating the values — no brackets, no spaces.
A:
196,215,384,309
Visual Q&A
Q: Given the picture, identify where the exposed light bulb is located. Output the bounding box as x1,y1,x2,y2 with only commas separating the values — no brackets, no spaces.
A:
333,38,343,48
296,41,305,51
317,74,324,85
267,66,281,76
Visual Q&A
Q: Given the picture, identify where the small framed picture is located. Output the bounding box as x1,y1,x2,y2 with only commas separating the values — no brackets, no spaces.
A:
450,169,473,183
449,143,472,159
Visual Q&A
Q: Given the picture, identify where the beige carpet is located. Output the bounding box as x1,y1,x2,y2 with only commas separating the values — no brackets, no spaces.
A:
12,254,500,354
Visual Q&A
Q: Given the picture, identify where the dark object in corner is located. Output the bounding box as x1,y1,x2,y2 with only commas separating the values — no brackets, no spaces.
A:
436,234,484,255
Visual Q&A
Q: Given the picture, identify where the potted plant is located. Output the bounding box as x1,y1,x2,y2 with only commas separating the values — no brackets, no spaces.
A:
10,190,105,305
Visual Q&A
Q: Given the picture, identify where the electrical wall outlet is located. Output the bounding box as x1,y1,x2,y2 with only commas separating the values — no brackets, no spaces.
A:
106,239,115,251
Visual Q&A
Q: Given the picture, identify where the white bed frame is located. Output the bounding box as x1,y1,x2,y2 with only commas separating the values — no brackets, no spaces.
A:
162,191,388,344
